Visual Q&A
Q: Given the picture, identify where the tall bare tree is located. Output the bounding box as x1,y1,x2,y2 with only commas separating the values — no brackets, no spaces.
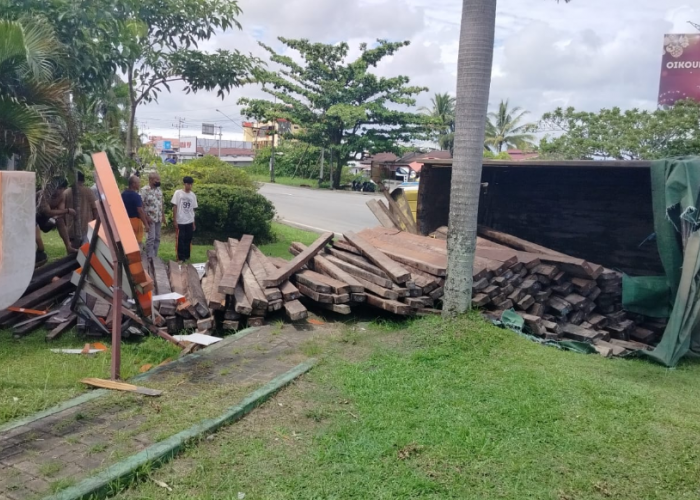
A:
443,0,570,317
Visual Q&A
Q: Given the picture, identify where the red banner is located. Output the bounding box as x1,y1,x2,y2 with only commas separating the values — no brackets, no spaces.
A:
658,34,700,106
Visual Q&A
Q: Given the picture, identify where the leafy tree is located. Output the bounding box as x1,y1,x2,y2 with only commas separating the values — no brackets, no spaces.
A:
7,0,260,158
0,18,69,174
420,92,456,153
239,38,429,188
3,0,122,95
485,99,536,152
113,0,260,156
443,0,570,317
538,101,700,160
250,142,323,180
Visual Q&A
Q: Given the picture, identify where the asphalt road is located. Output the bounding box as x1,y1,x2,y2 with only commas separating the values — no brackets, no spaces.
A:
258,183,382,234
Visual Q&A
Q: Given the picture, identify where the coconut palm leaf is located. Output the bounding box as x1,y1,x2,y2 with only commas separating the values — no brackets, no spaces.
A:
485,99,537,152
0,19,68,171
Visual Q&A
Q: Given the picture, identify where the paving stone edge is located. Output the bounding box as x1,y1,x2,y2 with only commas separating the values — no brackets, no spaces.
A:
41,358,317,500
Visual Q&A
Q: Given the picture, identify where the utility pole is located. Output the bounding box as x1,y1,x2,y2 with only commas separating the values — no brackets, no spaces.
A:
318,148,324,188
218,126,222,158
173,117,185,144
269,123,276,183
173,117,185,162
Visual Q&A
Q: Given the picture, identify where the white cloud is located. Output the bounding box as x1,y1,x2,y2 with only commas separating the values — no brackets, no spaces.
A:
139,0,700,140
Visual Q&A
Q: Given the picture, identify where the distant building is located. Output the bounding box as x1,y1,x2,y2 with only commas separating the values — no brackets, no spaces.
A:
242,119,302,149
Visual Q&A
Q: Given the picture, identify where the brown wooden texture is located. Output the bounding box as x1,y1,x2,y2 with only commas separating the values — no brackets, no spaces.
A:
297,283,333,303
326,247,391,279
365,294,411,315
219,235,253,295
241,264,269,310
233,282,253,315
366,198,399,229
343,231,411,284
324,255,393,288
311,254,364,293
279,280,301,301
0,275,73,326
186,264,210,318
284,300,308,321
294,270,332,293
264,232,334,287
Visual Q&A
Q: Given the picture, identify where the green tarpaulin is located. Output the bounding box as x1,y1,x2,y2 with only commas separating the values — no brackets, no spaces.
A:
624,157,700,367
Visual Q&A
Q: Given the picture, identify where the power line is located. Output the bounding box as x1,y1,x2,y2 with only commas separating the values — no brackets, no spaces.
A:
173,117,186,145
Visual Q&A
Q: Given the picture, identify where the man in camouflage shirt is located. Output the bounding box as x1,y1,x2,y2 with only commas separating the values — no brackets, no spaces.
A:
140,172,166,259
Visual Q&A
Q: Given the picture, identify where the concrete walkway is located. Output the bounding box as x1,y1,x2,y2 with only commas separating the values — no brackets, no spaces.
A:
0,325,324,500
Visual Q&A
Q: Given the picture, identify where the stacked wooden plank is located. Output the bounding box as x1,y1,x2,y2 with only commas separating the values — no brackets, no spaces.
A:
158,234,318,333
355,225,665,357
284,230,442,316
0,255,78,338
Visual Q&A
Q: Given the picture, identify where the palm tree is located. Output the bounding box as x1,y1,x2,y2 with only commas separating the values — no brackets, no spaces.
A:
420,92,456,152
0,19,69,172
443,0,570,317
485,99,536,152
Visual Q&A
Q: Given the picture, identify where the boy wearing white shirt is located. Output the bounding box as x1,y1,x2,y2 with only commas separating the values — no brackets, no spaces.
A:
171,176,198,263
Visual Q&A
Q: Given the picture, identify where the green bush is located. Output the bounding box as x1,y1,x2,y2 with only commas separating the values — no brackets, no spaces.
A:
159,155,256,194
194,184,276,243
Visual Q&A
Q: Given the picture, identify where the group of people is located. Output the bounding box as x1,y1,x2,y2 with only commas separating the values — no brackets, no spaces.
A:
120,174,198,263
35,172,98,266
35,173,198,266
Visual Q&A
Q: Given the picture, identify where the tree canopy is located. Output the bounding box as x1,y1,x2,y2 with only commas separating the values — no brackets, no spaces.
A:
4,0,260,168
485,99,536,152
0,18,69,174
239,38,429,188
538,100,700,160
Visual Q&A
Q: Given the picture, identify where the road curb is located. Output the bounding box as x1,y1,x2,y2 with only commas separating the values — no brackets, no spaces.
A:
0,328,261,435
275,218,342,237
42,358,317,500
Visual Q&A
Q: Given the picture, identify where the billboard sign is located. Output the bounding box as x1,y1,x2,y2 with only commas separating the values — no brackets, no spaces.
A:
179,136,197,154
659,34,700,106
202,123,216,135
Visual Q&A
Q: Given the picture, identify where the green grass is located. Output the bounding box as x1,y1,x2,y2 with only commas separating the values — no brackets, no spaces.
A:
2,221,318,425
115,314,700,500
256,222,322,259
0,331,181,425
248,173,322,188
41,220,316,264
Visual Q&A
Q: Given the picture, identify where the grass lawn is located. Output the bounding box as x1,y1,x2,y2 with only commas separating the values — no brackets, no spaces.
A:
251,174,321,188
0,221,318,425
40,221,318,263
115,314,700,500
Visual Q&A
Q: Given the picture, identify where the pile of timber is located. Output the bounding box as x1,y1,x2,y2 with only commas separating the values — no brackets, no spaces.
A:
354,225,666,357
0,255,78,339
151,235,313,334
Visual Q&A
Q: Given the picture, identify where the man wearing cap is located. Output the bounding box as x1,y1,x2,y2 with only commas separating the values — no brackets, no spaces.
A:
140,172,166,259
171,176,198,263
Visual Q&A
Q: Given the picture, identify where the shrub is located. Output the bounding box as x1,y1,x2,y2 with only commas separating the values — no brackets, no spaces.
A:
193,184,276,243
159,155,256,194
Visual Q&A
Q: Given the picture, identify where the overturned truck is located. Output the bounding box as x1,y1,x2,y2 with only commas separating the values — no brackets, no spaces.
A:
415,157,700,367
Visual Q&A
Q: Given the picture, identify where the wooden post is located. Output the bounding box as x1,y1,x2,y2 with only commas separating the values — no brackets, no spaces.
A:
111,260,123,380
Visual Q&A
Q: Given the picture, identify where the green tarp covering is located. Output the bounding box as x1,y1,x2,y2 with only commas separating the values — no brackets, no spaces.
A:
624,157,700,367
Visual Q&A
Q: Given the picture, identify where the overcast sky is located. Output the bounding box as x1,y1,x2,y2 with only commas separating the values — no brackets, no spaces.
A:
140,0,700,142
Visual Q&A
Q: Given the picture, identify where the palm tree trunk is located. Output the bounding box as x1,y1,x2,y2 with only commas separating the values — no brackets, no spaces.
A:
442,0,497,317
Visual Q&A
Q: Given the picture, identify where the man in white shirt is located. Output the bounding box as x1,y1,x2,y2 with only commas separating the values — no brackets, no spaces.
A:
171,176,198,263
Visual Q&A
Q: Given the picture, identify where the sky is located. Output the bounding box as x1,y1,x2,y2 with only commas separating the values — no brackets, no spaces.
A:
139,0,700,143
